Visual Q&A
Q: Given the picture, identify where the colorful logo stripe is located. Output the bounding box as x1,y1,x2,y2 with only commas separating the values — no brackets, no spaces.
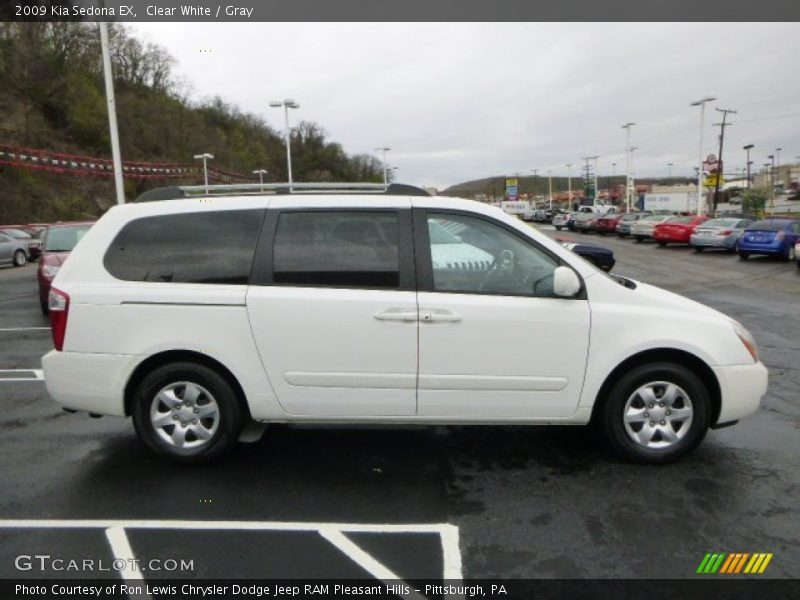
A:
697,552,773,574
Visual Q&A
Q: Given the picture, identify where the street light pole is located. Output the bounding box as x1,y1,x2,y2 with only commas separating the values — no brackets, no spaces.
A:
743,144,754,189
621,123,635,212
690,96,716,215
667,163,674,180
99,22,125,205
547,170,553,212
566,163,572,209
269,99,300,186
252,169,268,191
193,153,214,193
375,147,391,185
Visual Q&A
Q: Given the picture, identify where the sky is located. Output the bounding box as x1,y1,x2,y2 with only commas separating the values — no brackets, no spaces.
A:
130,22,800,189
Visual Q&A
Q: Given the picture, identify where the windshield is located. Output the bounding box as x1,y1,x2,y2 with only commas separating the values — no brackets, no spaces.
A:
748,220,788,232
640,215,663,223
44,225,92,252
1,229,31,239
703,218,740,228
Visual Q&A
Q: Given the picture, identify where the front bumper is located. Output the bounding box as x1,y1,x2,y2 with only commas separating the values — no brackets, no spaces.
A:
713,361,768,424
42,350,141,416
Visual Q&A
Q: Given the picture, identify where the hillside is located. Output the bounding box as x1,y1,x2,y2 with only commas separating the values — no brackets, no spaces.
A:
0,23,383,222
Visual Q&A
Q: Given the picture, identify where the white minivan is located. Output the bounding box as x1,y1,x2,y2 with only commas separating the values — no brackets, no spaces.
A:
43,183,768,464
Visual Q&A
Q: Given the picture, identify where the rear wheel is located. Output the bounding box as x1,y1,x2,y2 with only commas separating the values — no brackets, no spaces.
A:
132,362,243,463
600,362,711,463
39,295,49,315
657,241,667,247
555,226,562,231
13,250,26,267
738,251,749,260
634,236,644,243
693,246,704,252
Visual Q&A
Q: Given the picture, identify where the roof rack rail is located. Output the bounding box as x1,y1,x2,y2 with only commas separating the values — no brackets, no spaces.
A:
135,182,431,202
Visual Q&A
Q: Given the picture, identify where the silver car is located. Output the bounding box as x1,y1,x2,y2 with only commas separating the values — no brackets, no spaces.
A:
690,218,753,252
0,232,28,268
630,215,671,242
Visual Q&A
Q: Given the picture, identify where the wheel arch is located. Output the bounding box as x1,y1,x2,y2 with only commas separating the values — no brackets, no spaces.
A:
124,350,252,420
590,348,721,425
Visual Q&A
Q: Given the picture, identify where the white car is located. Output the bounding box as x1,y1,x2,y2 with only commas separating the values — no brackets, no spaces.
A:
630,215,671,242
43,183,767,464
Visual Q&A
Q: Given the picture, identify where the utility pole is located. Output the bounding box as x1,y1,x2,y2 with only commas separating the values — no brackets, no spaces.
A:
775,147,783,189
743,144,754,189
667,163,674,180
592,156,599,206
712,107,736,214
374,147,391,186
99,22,125,205
547,170,553,212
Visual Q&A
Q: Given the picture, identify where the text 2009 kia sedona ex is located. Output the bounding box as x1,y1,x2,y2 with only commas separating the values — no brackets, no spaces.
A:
42,183,768,464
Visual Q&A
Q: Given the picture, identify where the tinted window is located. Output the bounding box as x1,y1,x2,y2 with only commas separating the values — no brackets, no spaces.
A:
44,225,92,252
427,214,559,296
105,210,263,284
748,220,788,232
273,211,400,288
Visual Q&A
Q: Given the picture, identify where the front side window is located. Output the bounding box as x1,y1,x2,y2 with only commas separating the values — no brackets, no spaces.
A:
273,211,400,288
427,214,558,296
104,209,263,284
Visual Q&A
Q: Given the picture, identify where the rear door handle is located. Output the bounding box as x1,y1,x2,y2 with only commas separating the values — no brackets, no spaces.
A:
374,308,418,322
420,310,462,323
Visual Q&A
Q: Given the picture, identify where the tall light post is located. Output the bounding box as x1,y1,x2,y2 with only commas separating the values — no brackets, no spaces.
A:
776,147,783,188
566,163,572,209
592,156,599,205
99,22,124,205
388,165,398,182
667,162,674,180
743,144,754,189
547,169,553,212
269,98,300,186
193,153,214,193
252,169,268,191
630,147,639,210
375,147,391,185
621,122,635,212
690,96,716,215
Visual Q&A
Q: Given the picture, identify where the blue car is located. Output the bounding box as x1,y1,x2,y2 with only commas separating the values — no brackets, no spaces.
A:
737,218,800,261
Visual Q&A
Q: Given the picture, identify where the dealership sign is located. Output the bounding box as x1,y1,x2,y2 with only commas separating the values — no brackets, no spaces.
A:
505,178,519,201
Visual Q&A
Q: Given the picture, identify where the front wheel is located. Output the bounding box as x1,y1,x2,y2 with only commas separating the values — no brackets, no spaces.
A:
555,226,562,231
693,246,704,253
132,362,243,463
657,241,667,247
13,250,26,267
738,251,749,260
600,362,711,463
634,236,644,243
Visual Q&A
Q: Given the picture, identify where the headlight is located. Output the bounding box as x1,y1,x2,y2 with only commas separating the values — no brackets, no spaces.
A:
42,265,60,279
732,321,759,363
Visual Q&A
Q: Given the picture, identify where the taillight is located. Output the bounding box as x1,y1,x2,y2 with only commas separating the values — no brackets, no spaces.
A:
48,287,70,351
718,229,733,235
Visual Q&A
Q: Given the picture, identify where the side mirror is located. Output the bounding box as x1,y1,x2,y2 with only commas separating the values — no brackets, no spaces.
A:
553,266,581,297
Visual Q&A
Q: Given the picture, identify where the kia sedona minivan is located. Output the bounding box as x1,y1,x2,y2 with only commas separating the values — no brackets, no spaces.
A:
42,183,768,464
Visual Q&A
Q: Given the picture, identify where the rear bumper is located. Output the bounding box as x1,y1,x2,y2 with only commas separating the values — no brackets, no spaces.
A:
713,362,768,424
690,234,736,249
42,350,141,416
737,241,785,255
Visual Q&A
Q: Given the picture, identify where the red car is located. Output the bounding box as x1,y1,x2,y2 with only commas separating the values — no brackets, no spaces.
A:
594,213,625,234
652,215,709,246
37,222,94,314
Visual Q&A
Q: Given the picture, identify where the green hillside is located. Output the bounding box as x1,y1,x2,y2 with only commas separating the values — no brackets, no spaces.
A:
0,23,383,222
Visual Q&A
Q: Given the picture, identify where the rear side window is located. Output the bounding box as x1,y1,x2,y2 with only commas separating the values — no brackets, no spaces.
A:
273,211,400,288
104,209,264,284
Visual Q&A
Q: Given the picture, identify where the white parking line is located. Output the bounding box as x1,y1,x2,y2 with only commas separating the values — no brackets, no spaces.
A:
0,519,463,595
105,527,152,600
0,327,50,332
0,369,44,382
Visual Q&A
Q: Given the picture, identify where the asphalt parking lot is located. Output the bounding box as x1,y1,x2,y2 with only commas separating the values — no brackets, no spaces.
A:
0,235,798,584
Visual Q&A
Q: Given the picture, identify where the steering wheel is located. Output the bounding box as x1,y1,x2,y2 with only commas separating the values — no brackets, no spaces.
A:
479,250,518,292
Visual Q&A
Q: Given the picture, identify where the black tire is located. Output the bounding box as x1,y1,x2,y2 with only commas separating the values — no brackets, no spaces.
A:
657,241,667,247
617,233,625,238
738,251,749,260
555,226,562,231
634,236,644,243
13,250,26,267
40,296,49,315
132,362,243,463
693,246,704,252
600,362,711,464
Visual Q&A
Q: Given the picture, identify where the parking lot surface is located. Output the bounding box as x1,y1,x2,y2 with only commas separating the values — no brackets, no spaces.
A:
1,233,798,581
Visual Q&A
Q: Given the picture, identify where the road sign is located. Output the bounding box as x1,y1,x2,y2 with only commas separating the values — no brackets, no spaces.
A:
505,178,519,202
704,174,724,187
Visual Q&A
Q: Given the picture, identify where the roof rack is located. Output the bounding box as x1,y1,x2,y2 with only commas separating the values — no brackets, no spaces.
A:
135,182,431,202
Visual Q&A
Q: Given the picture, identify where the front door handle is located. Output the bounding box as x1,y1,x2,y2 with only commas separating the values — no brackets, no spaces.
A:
420,309,462,323
374,308,418,322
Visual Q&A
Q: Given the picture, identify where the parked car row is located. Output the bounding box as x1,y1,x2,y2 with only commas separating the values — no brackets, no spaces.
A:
556,211,800,263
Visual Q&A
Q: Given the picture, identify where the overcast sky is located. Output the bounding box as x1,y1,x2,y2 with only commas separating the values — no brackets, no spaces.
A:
131,22,800,189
